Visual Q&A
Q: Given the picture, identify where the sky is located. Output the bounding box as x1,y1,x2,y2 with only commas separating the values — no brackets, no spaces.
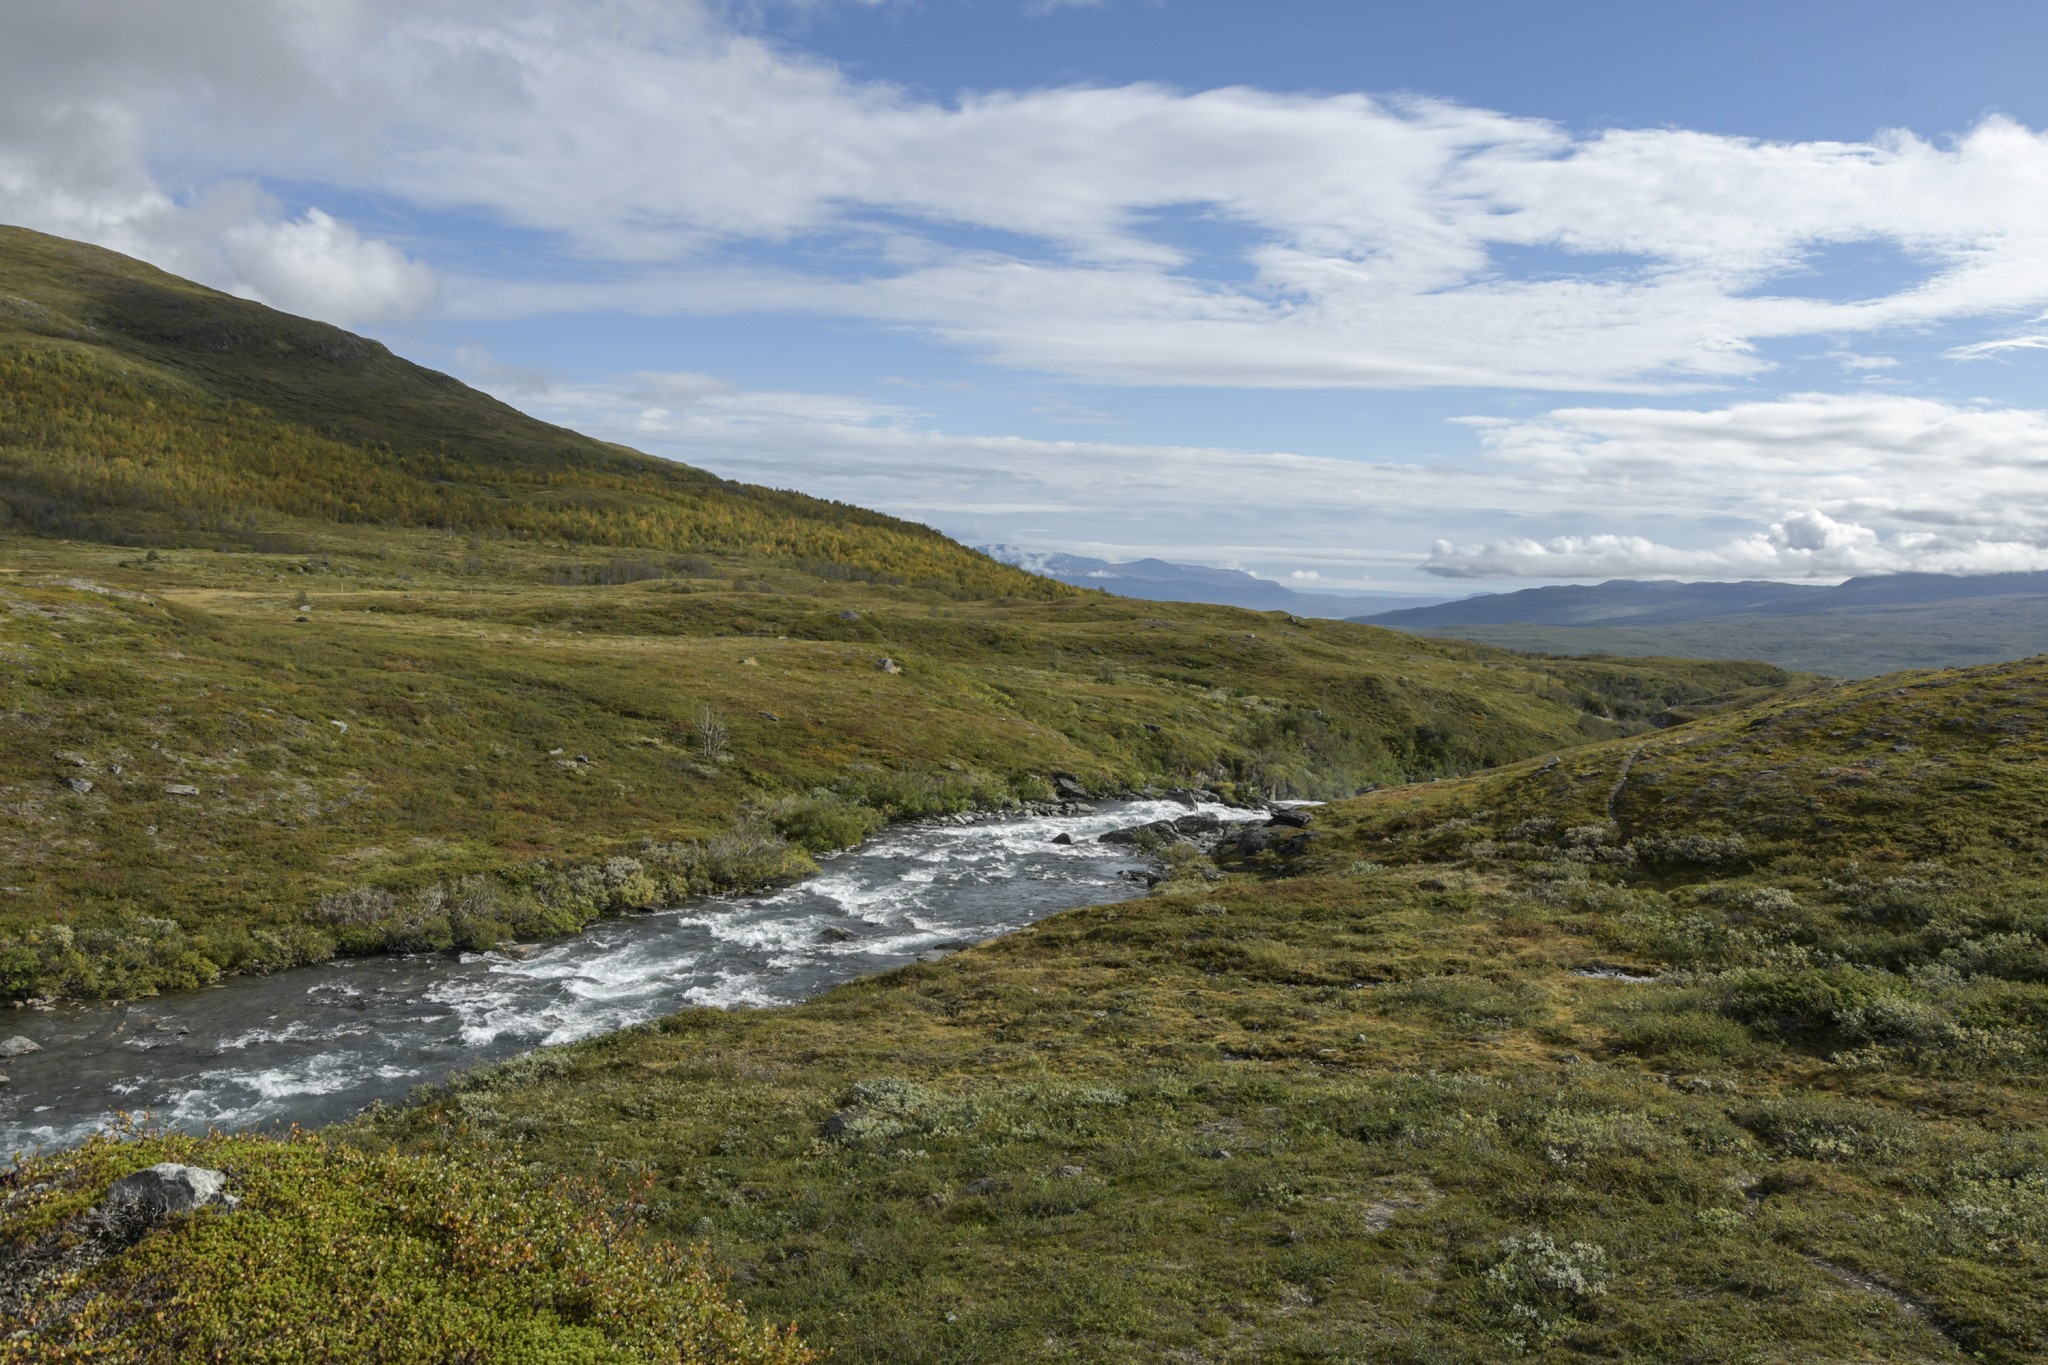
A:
7,1,2048,594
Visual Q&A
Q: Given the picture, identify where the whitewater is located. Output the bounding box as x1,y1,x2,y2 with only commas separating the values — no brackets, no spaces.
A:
0,799,1260,1156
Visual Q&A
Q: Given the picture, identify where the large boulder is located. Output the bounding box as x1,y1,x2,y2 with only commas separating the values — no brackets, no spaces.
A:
1098,819,1182,847
1214,825,1313,859
96,1163,236,1231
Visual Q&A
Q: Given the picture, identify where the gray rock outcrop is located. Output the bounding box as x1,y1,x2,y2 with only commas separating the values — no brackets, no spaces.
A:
1051,772,1090,801
96,1163,237,1231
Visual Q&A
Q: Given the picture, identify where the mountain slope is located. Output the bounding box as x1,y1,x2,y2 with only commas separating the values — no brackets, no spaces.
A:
0,225,1046,598
1358,578,1823,629
1359,571,2048,631
1360,573,2048,677
0,228,1801,1002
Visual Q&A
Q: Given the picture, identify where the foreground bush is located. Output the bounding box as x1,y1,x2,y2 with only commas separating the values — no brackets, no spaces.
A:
0,1128,813,1365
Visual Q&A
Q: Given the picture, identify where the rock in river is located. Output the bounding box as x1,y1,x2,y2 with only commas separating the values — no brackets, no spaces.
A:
0,1035,41,1059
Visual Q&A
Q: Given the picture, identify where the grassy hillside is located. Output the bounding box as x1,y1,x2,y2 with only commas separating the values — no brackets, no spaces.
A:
3,228,2039,1361
0,536,1787,1001
0,228,1796,1000
349,659,2048,1362
0,225,1049,597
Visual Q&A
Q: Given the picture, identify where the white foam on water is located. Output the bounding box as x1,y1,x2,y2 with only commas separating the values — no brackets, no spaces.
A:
5,798,1273,1157
683,972,785,1009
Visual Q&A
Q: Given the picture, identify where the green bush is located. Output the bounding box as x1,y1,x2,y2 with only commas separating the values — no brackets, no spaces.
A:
1729,1095,1919,1163
1611,998,1762,1068
1715,965,1892,1044
765,793,885,854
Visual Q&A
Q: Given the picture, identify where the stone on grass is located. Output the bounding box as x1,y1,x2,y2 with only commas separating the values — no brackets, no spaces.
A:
96,1163,237,1230
164,783,200,797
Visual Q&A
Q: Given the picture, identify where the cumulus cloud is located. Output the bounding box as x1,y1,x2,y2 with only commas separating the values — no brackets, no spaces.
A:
1422,512,2048,580
0,0,435,326
12,2,2048,384
1426,394,2048,578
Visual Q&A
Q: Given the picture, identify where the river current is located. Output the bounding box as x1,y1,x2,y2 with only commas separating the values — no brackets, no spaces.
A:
1,799,1259,1156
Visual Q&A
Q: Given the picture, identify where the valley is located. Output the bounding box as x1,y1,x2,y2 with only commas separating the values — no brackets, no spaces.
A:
2,230,2045,1363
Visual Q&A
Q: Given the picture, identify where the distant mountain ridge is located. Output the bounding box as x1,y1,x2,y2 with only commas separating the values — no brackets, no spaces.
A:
1356,572,2048,630
982,545,1449,618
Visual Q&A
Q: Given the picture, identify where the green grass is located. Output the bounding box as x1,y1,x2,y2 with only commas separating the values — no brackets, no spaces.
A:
345,659,2048,1362
0,1126,816,1363
0,535,1788,1000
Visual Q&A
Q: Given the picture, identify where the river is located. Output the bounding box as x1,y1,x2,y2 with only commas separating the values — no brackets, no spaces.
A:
0,799,1259,1156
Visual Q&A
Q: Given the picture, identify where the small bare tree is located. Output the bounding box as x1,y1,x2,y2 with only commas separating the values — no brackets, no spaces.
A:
696,706,730,763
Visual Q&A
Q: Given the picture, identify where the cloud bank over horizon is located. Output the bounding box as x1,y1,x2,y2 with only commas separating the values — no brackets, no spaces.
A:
5,0,2048,585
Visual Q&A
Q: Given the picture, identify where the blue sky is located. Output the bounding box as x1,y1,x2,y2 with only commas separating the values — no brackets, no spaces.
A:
8,1,2048,592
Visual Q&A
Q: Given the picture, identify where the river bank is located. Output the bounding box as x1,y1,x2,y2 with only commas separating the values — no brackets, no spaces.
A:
2,798,1262,1156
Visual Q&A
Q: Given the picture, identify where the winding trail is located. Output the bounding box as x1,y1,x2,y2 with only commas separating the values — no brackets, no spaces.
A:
1806,1255,1962,1354
1605,745,1646,823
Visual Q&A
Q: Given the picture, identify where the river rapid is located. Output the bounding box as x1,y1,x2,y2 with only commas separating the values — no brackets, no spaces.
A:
1,799,1260,1157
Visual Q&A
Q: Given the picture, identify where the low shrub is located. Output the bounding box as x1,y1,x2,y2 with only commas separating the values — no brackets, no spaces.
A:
1729,1095,1919,1163
0,1127,814,1364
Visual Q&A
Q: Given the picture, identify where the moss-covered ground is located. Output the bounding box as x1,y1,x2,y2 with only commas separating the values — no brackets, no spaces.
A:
350,660,2048,1362
10,224,2042,1362
0,1127,814,1363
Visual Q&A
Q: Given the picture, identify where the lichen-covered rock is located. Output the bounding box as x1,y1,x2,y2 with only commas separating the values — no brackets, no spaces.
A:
96,1163,236,1231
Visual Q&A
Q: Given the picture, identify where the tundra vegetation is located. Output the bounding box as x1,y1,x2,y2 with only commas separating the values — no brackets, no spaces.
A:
4,228,2043,1361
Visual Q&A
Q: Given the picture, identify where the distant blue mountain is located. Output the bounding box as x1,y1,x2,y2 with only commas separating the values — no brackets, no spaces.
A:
980,546,1451,618
1356,572,2048,630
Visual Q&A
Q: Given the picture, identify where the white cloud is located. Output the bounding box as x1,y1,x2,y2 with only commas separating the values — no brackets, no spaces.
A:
217,208,440,324
1422,512,2048,580
1426,394,2048,577
13,2,2048,385
445,350,2048,584
1452,393,2048,531
0,1,434,326
1949,331,2048,360
447,351,1528,584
